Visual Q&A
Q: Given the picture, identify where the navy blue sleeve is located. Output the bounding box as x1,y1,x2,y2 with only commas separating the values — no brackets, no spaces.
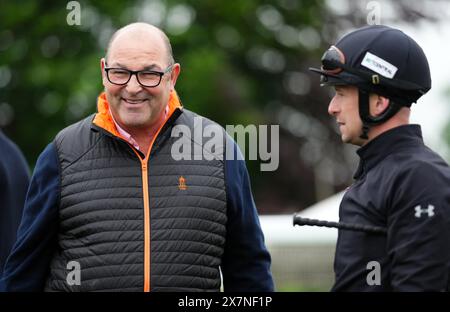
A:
221,137,274,292
0,132,30,272
0,143,60,291
388,161,450,291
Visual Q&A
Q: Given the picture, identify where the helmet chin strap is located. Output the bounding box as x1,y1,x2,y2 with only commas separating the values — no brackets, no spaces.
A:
357,88,402,140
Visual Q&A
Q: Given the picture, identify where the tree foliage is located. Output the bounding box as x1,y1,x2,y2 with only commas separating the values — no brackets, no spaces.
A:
0,0,445,213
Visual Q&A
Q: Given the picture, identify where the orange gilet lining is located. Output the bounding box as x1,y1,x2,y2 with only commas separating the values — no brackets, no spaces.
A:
93,90,182,292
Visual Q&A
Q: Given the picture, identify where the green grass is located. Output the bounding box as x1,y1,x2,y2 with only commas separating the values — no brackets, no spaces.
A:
275,282,330,292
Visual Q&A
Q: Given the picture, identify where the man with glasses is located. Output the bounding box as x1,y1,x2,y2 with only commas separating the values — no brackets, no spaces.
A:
1,23,273,292
309,25,450,291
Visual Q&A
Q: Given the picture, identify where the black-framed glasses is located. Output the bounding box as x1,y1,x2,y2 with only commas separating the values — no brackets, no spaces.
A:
104,64,173,87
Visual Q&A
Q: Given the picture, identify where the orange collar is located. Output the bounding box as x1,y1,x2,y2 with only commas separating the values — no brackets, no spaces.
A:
93,90,183,138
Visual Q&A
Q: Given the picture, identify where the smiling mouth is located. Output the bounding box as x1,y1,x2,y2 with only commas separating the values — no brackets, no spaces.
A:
122,98,147,104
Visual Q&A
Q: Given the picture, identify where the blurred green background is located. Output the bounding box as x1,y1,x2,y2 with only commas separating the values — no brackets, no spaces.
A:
1,0,449,291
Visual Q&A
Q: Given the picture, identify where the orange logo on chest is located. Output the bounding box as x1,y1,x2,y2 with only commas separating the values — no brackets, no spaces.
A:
178,176,187,190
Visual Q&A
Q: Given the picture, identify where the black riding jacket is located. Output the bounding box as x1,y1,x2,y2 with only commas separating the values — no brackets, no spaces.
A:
333,125,450,291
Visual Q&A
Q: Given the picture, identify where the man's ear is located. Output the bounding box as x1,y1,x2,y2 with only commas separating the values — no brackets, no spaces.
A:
100,58,107,86
169,63,181,90
370,94,390,116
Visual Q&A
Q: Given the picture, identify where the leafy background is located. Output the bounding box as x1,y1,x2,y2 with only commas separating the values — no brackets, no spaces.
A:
1,0,448,215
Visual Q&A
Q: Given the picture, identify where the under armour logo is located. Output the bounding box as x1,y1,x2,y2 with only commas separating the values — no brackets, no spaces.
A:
178,176,187,190
414,204,435,218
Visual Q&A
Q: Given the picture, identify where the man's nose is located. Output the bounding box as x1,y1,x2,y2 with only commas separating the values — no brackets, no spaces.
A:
125,74,143,93
328,96,339,116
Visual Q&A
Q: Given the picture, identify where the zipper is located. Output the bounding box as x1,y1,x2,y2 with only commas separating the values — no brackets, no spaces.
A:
95,107,182,292
141,161,150,292
132,142,153,292
133,109,181,292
